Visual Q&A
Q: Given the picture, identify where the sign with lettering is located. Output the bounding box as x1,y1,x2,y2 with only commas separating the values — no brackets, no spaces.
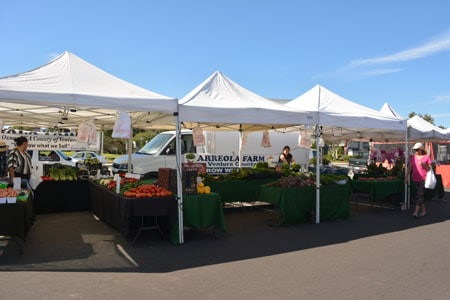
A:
1,132,101,151
195,154,269,175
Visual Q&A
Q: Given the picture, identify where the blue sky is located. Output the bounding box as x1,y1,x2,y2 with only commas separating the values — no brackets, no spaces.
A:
1,0,450,127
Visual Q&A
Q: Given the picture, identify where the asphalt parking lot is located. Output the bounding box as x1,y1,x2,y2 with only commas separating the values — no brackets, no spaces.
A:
1,192,450,299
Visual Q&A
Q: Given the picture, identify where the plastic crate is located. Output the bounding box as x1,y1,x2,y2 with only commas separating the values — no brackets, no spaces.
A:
182,170,198,195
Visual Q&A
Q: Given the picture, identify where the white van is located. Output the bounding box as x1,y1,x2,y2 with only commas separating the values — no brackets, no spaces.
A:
112,129,311,178
29,150,76,189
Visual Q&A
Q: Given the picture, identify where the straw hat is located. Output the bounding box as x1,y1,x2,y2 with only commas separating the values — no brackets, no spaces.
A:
412,142,424,150
0,140,8,152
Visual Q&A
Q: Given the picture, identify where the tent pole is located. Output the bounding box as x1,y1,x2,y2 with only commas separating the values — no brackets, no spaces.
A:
315,125,320,224
405,127,410,210
127,117,133,174
175,113,184,244
238,130,243,168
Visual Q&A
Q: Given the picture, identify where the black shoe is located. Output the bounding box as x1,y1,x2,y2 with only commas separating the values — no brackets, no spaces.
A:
412,214,419,219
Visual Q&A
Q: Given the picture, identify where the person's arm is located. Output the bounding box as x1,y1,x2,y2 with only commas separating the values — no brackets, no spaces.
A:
8,166,15,181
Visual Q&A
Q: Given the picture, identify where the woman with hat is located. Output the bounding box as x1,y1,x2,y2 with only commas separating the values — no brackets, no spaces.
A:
7,136,32,189
406,142,432,218
0,139,9,178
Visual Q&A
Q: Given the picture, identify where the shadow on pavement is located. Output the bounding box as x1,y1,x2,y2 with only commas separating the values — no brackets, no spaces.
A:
1,193,449,273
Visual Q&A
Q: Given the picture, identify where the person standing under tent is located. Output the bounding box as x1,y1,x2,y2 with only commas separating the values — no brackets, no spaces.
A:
406,142,432,219
7,136,33,191
279,145,295,165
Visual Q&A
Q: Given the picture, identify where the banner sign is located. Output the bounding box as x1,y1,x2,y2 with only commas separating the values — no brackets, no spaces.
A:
195,154,269,175
1,132,101,151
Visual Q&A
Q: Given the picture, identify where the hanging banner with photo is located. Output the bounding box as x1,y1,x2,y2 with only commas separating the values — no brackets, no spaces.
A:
192,126,206,146
298,130,311,148
112,111,131,138
240,131,248,150
77,118,97,143
260,130,271,147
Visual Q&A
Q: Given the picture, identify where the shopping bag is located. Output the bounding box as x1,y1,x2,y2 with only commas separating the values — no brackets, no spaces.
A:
424,169,437,189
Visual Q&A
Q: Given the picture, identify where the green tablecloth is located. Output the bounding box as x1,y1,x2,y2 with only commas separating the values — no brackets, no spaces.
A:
259,184,350,225
171,193,226,244
259,185,315,225
183,193,226,237
318,184,351,220
352,179,404,202
208,179,277,203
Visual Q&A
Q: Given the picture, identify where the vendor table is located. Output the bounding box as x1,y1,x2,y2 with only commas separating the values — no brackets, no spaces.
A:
34,180,90,213
89,182,177,244
259,184,350,225
207,178,277,204
351,179,404,204
182,193,226,238
319,184,351,220
0,192,34,254
259,185,315,225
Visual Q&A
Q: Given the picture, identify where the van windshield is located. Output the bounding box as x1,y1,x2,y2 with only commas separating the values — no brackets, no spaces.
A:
136,133,173,155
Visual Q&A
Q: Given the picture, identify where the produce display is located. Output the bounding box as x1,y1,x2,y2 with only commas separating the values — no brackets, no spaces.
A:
44,164,79,181
267,175,315,187
0,187,17,197
196,181,211,194
267,173,349,187
358,176,398,182
97,177,174,198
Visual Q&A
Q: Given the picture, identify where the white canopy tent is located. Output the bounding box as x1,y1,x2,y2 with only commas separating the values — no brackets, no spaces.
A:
175,71,318,241
379,102,449,208
284,85,407,222
178,71,316,131
0,51,187,242
0,51,177,129
380,103,448,141
285,85,407,142
407,115,448,141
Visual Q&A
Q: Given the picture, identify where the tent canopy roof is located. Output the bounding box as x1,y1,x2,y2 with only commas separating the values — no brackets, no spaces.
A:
284,85,407,142
380,103,448,142
0,51,177,129
178,71,315,131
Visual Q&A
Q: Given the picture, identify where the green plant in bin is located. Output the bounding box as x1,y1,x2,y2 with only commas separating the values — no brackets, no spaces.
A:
83,158,101,165
185,153,196,161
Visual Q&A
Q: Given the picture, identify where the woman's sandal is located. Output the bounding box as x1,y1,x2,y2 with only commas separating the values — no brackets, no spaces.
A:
419,212,426,217
412,213,419,219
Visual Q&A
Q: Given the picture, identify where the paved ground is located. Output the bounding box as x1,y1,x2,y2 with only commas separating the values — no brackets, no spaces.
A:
1,193,450,299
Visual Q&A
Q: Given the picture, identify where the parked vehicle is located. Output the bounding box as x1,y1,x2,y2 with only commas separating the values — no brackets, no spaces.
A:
112,129,311,178
70,151,107,164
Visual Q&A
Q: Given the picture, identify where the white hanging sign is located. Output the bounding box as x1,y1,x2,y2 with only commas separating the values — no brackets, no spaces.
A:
112,111,131,138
